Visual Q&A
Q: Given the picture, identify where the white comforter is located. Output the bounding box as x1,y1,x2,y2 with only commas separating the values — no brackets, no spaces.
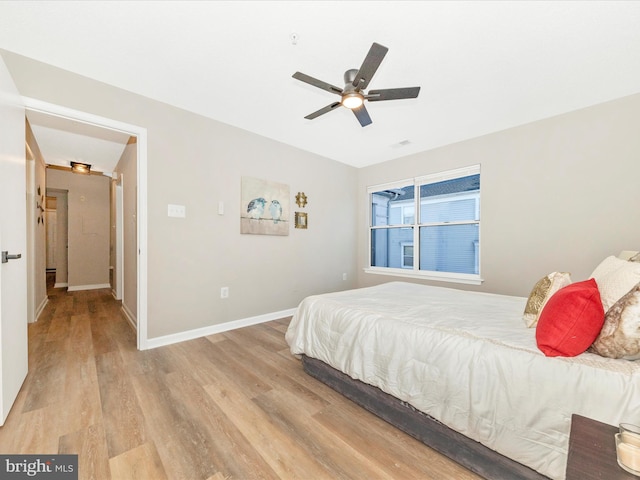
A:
286,282,640,480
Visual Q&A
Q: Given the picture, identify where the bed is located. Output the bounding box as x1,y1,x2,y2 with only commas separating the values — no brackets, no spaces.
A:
285,273,640,480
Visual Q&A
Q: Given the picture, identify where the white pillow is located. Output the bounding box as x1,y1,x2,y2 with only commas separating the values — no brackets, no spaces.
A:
590,256,640,312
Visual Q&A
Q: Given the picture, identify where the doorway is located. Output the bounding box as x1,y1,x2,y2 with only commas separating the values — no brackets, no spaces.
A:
44,189,68,289
23,97,148,350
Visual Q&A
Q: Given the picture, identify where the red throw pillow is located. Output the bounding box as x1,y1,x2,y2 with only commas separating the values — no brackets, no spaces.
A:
536,278,605,357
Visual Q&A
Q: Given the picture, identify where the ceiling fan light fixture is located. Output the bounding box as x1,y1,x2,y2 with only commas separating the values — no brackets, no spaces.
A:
341,93,364,109
70,161,91,175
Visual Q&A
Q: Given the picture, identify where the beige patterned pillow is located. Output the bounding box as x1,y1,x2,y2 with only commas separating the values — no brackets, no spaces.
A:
523,272,572,328
590,256,640,312
591,283,640,359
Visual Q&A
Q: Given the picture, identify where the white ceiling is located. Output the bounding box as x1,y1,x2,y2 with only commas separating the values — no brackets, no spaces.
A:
2,1,640,171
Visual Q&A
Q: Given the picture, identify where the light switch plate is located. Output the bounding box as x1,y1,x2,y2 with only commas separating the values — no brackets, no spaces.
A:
168,204,186,218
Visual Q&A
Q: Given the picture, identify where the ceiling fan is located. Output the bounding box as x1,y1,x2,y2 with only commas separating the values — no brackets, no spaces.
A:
292,42,420,127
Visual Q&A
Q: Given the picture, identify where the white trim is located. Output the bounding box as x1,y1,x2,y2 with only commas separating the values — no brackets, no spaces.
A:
415,163,480,184
137,128,148,350
68,283,111,292
34,296,48,321
145,308,297,350
22,97,149,351
53,282,68,288
114,177,123,301
23,98,142,138
364,267,484,285
25,151,36,323
367,177,414,194
121,303,137,331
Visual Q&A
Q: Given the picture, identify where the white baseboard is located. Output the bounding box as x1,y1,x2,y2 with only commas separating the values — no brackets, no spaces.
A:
54,282,68,288
145,307,296,350
67,283,111,292
34,296,49,322
121,302,137,331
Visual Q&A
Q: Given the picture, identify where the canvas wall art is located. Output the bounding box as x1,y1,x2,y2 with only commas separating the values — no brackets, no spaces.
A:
240,177,290,235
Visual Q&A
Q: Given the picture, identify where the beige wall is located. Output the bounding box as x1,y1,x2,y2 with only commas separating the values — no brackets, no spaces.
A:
46,169,110,290
357,93,640,296
1,50,358,339
114,140,137,323
13,49,637,340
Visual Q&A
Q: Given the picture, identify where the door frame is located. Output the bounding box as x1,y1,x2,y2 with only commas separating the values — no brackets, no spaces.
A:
23,97,149,350
114,175,124,301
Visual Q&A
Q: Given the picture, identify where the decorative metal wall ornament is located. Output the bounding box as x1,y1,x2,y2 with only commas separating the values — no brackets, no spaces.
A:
295,212,308,229
295,192,308,208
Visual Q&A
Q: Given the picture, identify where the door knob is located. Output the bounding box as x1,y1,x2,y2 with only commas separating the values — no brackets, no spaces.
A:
1,251,22,263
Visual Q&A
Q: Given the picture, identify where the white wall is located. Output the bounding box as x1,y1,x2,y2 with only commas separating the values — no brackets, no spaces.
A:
357,93,640,296
46,169,110,290
1,50,358,339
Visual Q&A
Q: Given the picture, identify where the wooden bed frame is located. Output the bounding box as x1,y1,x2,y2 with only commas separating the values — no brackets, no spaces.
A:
302,355,549,480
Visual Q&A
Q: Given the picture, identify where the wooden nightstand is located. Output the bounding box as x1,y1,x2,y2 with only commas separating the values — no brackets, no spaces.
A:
566,414,638,479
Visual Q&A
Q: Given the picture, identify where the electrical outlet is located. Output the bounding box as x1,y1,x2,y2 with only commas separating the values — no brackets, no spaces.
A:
342,273,347,281
220,287,229,299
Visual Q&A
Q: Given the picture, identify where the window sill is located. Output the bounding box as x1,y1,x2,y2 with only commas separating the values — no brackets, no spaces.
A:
364,267,484,286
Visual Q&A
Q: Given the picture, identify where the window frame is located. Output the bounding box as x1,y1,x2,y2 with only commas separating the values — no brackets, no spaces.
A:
365,164,483,285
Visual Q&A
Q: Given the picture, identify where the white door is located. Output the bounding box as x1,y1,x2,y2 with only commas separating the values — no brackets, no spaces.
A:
0,54,28,425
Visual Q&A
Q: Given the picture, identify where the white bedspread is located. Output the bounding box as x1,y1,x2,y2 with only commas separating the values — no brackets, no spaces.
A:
285,282,640,480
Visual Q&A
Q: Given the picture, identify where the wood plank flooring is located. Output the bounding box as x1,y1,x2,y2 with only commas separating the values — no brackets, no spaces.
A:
0,286,481,480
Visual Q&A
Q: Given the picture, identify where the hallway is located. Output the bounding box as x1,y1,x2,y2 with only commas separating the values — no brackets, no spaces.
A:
0,286,136,476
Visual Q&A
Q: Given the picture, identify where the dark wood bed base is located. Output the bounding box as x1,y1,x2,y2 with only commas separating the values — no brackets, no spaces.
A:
302,355,549,480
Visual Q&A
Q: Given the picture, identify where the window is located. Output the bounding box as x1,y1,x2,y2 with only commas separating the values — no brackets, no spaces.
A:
401,243,413,268
367,165,481,284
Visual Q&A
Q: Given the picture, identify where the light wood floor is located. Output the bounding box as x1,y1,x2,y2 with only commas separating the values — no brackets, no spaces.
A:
0,286,481,480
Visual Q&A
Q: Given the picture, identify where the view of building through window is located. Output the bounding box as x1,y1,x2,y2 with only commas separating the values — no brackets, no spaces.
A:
369,166,480,278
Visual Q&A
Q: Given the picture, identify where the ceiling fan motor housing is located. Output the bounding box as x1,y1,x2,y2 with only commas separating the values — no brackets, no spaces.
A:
344,69,360,87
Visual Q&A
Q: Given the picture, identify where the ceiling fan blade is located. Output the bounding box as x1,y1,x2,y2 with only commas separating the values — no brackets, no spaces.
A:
304,102,342,120
352,42,388,90
367,87,421,102
352,105,372,127
293,72,343,95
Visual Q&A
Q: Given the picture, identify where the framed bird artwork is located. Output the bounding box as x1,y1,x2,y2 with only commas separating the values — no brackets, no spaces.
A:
240,177,290,236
